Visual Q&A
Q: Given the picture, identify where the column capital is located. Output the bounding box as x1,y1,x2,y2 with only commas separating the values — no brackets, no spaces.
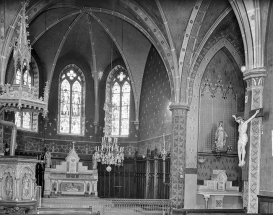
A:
169,103,189,111
243,67,267,80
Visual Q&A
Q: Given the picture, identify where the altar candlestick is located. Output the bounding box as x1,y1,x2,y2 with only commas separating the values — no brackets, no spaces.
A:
163,133,166,183
163,159,166,183
163,133,166,149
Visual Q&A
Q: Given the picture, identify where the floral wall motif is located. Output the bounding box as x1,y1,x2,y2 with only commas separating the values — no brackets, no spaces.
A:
199,49,245,153
197,156,240,181
47,54,95,143
138,46,172,155
3,55,139,162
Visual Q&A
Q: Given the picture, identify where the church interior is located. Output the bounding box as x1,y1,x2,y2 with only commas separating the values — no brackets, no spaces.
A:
0,0,273,214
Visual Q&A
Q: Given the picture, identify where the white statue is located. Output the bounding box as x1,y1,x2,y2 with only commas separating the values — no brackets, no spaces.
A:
232,109,260,167
92,154,97,170
215,121,228,150
45,149,51,168
22,173,30,197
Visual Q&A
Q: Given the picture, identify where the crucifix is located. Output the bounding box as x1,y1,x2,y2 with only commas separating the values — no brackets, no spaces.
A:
72,141,76,150
232,108,262,167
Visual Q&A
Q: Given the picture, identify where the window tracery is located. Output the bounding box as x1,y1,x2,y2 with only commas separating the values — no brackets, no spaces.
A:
105,66,131,137
58,65,85,135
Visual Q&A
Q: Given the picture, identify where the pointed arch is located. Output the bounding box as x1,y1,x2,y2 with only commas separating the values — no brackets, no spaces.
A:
184,38,243,207
58,64,85,135
104,65,131,137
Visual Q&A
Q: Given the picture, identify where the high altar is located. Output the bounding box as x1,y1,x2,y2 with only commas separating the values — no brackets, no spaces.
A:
44,145,98,197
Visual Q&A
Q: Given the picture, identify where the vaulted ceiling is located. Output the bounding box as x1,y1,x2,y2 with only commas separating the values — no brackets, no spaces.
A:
4,0,244,104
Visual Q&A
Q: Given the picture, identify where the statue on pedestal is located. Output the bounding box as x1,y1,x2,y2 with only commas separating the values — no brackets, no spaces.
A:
215,121,228,150
22,173,30,198
44,148,51,168
232,109,260,167
4,172,13,199
92,153,97,170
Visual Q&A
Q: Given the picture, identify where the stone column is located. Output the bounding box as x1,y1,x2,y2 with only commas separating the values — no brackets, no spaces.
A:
243,68,266,213
0,0,5,86
169,103,189,209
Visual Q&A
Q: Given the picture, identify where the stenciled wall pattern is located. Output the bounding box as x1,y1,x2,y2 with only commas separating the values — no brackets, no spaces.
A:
197,156,240,181
198,49,245,153
3,54,139,161
138,46,172,155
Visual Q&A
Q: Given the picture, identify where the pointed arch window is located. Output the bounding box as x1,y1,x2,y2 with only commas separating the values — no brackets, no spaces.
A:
58,65,85,135
105,66,131,137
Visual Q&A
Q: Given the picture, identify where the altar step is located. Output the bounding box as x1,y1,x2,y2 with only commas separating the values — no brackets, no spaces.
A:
37,207,96,214
38,197,102,214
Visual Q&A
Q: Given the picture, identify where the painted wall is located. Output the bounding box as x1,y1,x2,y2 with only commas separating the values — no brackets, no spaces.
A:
199,49,245,152
138,46,172,156
3,53,139,164
98,58,138,145
197,46,243,187
260,2,273,196
3,52,97,168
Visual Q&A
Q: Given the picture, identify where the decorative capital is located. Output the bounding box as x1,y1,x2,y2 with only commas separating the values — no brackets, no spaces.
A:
245,77,265,90
169,103,189,111
242,67,267,80
132,121,139,130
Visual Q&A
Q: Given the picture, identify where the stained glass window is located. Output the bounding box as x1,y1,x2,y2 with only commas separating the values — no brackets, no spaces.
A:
110,70,131,136
59,65,84,135
15,70,21,84
121,82,130,135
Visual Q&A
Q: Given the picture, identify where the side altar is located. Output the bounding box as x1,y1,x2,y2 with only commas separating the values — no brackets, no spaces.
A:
197,170,242,209
44,145,98,197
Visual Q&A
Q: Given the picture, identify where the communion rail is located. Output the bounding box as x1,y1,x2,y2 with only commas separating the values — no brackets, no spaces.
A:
102,198,171,215
38,197,171,215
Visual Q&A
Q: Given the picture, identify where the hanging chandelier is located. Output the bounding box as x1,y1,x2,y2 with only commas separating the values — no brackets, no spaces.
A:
94,136,124,172
0,1,48,117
